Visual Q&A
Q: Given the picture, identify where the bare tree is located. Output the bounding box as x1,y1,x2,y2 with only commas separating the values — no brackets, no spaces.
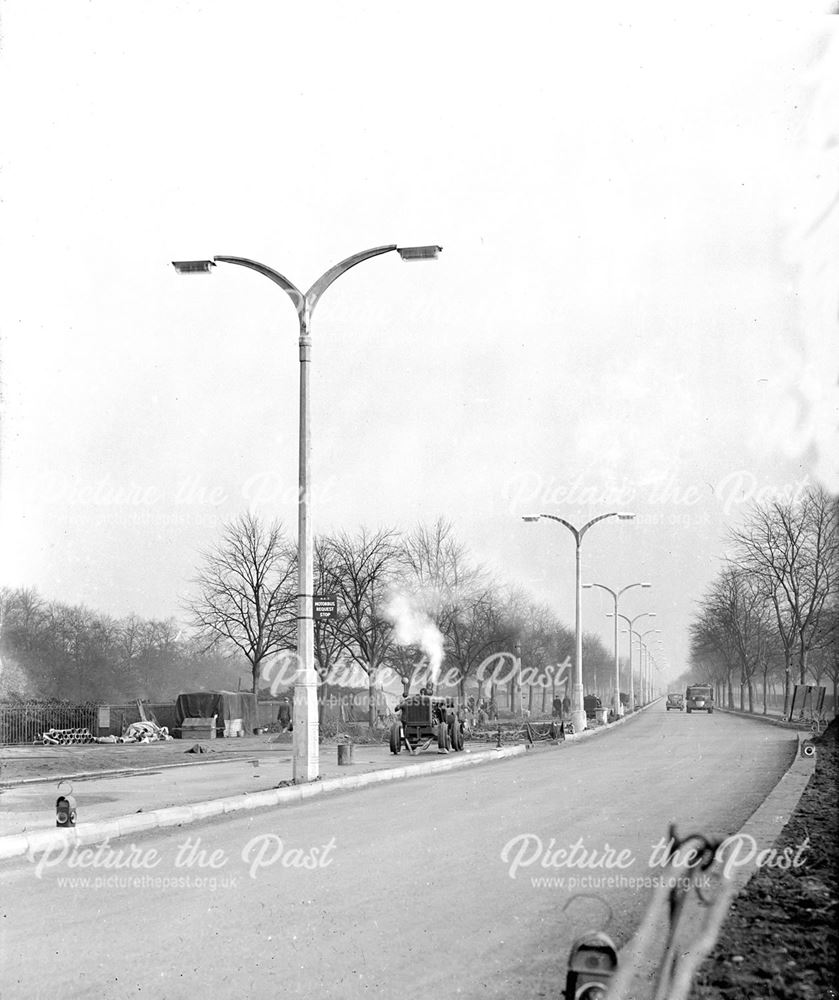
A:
187,512,297,694
0,587,42,696
385,645,424,696
326,527,402,726
691,563,791,714
516,602,571,713
818,621,839,716
115,614,144,685
134,618,182,696
54,604,91,701
711,566,774,712
445,584,518,701
400,520,475,640
395,519,480,693
312,536,347,680
581,632,616,705
312,535,351,724
399,520,521,701
401,519,480,603
729,487,838,715
690,598,738,708
1,585,246,701
0,587,44,655
755,623,786,715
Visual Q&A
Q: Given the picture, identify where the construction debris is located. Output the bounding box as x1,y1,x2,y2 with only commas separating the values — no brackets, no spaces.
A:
136,699,161,727
41,727,94,746
121,721,172,743
468,720,564,744
42,721,173,745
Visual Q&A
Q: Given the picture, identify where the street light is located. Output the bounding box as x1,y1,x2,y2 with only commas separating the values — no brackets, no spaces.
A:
638,628,661,704
650,638,665,700
630,628,661,705
608,611,655,711
622,629,649,705
647,649,663,700
523,512,636,733
583,581,651,719
173,244,441,782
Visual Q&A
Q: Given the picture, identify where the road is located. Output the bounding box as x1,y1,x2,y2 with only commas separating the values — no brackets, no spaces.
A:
0,709,795,999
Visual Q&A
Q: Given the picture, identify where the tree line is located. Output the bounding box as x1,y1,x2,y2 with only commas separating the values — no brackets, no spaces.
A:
1,516,616,718
687,486,838,715
187,514,616,724
0,589,235,703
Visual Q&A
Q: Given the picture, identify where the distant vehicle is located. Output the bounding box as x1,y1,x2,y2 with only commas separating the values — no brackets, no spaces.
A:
583,694,602,719
666,693,684,711
685,685,714,713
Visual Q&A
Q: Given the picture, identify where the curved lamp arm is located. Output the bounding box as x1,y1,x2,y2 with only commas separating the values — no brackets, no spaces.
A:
583,582,617,602
306,245,397,315
213,245,399,326
537,514,581,544
610,610,656,627
213,256,305,319
534,511,634,544
579,512,620,541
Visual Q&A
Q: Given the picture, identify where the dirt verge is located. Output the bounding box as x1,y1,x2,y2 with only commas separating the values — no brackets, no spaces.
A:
691,720,838,999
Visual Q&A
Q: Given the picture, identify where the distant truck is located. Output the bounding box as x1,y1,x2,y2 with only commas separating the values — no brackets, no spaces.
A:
685,685,714,713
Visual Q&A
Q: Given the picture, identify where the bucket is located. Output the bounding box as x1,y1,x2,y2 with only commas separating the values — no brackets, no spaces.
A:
337,742,353,766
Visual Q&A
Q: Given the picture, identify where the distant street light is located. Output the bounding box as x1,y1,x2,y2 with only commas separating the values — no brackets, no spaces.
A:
638,628,662,704
608,611,656,710
523,512,636,732
650,639,665,701
622,629,647,705
648,651,663,700
583,581,651,719
173,244,442,782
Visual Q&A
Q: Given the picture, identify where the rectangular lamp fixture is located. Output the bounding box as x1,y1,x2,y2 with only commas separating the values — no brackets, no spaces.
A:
397,245,443,261
171,260,216,274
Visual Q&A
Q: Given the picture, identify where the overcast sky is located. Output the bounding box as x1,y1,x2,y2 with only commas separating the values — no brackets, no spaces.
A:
1,3,837,683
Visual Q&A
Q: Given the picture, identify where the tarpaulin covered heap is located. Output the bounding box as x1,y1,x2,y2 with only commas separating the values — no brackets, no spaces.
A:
175,691,258,737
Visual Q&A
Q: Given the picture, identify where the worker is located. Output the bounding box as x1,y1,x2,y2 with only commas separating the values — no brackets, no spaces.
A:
277,697,291,732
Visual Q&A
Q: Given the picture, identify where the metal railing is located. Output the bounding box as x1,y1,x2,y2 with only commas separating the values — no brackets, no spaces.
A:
0,700,99,745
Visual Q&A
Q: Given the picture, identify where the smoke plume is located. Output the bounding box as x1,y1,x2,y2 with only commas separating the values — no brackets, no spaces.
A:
385,591,445,686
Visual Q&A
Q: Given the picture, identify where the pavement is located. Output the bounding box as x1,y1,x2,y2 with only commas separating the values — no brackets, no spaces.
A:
0,704,655,861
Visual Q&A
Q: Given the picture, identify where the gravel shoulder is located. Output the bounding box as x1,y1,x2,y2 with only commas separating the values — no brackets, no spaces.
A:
0,734,294,784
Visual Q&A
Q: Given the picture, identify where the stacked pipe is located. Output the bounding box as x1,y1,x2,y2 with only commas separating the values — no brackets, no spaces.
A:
42,727,94,746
